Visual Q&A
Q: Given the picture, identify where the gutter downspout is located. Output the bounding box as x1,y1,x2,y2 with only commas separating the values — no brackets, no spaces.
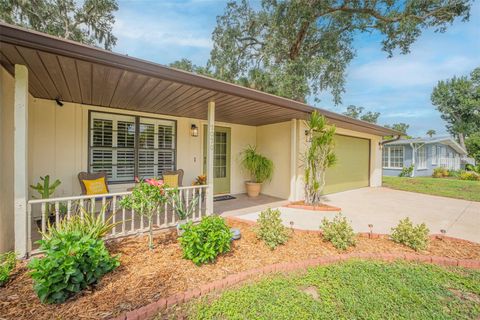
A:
380,135,402,146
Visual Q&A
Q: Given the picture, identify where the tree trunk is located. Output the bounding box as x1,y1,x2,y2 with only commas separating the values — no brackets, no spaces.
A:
148,216,154,250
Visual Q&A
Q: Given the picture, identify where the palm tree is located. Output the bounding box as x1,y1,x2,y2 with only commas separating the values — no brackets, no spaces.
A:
426,129,436,137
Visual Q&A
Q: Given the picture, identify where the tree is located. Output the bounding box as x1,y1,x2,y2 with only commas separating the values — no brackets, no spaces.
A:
209,0,471,103
343,105,380,123
303,111,336,206
385,123,410,135
0,0,118,50
343,105,364,119
431,67,480,149
169,58,212,76
465,133,480,163
426,129,436,137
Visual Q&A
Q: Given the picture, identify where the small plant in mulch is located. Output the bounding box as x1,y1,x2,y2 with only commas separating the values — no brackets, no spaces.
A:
391,217,429,251
254,208,290,250
28,210,119,304
120,178,172,250
320,213,356,250
0,251,16,287
179,216,233,266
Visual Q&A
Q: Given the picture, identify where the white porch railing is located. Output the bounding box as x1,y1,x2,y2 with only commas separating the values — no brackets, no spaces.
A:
27,185,208,256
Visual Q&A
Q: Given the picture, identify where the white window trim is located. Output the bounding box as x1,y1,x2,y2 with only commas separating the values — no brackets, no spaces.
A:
431,145,437,165
383,145,405,169
417,145,427,170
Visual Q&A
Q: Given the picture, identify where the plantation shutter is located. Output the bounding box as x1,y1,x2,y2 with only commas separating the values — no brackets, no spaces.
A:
90,113,136,182
90,113,176,182
137,118,176,179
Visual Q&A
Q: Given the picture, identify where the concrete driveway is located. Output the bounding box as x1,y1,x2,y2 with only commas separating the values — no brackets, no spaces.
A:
233,187,480,243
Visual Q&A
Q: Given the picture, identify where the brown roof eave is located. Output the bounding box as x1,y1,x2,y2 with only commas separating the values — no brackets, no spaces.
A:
0,22,400,136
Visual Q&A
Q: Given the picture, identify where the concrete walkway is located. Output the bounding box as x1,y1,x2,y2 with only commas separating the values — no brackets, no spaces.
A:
232,187,480,243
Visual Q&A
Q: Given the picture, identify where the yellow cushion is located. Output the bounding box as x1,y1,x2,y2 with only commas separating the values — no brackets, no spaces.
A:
83,177,108,195
163,174,179,188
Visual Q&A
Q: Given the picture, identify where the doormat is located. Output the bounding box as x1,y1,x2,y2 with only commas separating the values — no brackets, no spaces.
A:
214,195,236,202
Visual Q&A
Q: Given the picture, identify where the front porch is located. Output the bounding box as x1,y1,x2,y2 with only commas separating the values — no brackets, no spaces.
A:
215,193,287,216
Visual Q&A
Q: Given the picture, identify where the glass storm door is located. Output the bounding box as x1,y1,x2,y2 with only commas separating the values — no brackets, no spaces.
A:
203,126,231,194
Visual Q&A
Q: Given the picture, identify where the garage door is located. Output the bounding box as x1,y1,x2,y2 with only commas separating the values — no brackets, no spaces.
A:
323,135,370,194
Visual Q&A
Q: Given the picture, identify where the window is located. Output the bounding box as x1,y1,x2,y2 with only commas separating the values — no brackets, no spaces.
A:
383,146,404,168
89,112,176,182
417,146,427,169
431,145,437,165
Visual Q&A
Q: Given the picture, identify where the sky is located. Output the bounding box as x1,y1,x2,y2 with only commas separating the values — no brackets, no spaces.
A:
113,0,480,137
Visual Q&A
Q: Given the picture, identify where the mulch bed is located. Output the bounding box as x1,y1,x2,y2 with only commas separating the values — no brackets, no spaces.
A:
284,200,341,211
1,219,479,320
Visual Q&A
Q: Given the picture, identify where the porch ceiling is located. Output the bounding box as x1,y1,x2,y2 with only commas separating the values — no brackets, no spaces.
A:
0,23,399,135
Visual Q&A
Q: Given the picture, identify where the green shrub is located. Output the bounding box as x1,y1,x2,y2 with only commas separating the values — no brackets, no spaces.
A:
179,216,232,265
28,213,119,304
320,213,356,250
448,169,462,178
391,218,429,251
398,165,414,177
255,208,290,250
432,167,449,178
459,171,480,181
0,251,16,287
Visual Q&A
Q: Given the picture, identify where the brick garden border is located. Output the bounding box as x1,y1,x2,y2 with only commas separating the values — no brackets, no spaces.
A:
112,254,480,320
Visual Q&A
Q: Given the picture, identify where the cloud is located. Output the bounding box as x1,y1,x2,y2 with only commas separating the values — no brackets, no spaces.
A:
114,18,212,49
349,55,476,88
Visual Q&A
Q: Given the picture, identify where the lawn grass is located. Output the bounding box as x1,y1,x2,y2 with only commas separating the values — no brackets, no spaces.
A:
185,261,480,320
383,176,480,202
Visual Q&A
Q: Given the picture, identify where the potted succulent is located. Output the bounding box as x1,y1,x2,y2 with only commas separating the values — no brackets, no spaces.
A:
30,175,67,228
170,189,199,236
240,145,274,197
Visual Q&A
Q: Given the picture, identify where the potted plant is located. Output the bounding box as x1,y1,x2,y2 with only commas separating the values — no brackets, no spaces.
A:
30,175,66,228
170,189,199,236
240,145,274,197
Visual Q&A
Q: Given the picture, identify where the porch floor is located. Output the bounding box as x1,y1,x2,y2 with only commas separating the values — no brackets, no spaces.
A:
215,193,288,216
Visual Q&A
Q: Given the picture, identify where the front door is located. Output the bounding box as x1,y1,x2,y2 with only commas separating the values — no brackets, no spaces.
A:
203,126,231,194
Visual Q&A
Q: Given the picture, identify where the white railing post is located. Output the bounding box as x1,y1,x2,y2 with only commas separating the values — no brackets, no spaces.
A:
206,100,215,215
26,186,206,255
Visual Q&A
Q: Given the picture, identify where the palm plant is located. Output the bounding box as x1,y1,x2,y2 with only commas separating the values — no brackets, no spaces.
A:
303,111,336,206
240,145,274,183
41,205,120,241
170,189,199,221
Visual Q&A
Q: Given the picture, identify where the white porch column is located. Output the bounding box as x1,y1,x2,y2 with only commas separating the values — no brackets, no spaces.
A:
14,64,29,257
206,100,215,214
289,119,297,201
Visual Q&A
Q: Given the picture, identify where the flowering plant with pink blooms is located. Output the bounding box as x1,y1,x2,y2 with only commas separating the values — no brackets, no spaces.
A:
120,178,172,249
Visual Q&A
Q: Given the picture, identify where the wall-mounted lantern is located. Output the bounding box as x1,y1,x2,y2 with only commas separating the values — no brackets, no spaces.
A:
190,124,199,137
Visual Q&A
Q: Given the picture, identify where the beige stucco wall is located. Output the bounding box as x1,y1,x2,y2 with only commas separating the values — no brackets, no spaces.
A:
27,97,255,198
256,121,292,199
0,67,15,252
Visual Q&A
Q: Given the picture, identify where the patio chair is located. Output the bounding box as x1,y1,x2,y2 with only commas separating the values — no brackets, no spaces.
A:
77,171,112,212
162,169,184,187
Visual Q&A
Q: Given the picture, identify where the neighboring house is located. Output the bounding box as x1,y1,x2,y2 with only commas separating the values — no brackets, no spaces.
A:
382,136,468,177
0,23,398,256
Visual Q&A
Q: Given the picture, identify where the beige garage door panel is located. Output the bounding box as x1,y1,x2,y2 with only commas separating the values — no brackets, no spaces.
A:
323,135,370,194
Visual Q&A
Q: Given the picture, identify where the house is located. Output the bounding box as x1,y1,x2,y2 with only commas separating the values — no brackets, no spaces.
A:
0,23,399,256
382,136,468,177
